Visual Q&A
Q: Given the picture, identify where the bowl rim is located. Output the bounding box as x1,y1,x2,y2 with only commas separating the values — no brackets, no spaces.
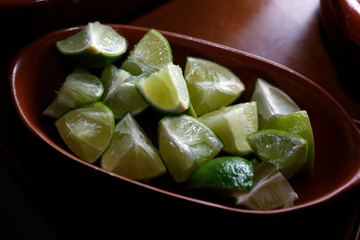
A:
9,23,360,215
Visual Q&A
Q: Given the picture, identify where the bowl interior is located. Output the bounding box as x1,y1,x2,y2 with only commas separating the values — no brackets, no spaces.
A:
10,25,360,213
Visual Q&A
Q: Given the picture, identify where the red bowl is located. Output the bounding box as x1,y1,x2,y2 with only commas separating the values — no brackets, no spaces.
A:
9,24,360,215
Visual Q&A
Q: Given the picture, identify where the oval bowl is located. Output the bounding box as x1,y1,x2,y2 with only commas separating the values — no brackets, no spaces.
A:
10,24,360,215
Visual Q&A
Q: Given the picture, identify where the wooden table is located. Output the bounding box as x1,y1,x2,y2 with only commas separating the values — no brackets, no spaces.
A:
0,0,359,239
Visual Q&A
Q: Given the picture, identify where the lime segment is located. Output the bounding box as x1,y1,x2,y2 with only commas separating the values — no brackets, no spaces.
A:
158,114,224,183
136,62,190,114
186,156,253,192
121,28,172,76
199,102,258,156
100,64,148,119
55,102,115,163
56,21,128,68
251,78,301,128
43,67,104,118
234,159,298,210
101,113,166,180
184,57,245,116
247,129,308,179
264,110,315,175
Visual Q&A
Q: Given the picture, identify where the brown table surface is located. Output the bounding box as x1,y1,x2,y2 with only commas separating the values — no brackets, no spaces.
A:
0,0,359,239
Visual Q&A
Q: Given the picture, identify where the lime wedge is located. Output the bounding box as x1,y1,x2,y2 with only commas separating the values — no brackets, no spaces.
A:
251,78,301,128
101,113,166,180
100,64,148,119
56,21,128,68
264,110,315,176
55,102,115,163
234,159,298,210
186,156,253,192
136,62,190,114
121,28,172,76
199,102,258,156
247,129,308,179
43,67,104,118
158,114,224,183
184,57,245,116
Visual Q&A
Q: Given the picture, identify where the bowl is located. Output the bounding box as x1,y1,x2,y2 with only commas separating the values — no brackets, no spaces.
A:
9,24,360,215
320,0,360,73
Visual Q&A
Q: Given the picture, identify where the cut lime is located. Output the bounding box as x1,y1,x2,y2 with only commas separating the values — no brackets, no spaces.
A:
184,57,245,116
186,156,253,192
43,67,104,118
234,159,298,210
251,78,301,128
247,129,308,179
55,102,115,163
199,102,258,156
158,114,224,183
100,64,148,119
136,62,190,114
101,113,166,180
56,21,128,68
121,28,172,76
264,110,315,176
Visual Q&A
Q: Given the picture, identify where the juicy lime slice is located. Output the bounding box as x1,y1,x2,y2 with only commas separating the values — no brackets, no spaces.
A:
247,129,308,179
136,62,190,114
55,102,115,163
234,159,298,210
184,56,245,116
186,156,253,192
264,110,315,176
100,64,148,119
43,67,104,118
121,28,172,76
251,78,301,128
101,113,166,180
56,21,128,68
199,102,258,156
158,114,224,183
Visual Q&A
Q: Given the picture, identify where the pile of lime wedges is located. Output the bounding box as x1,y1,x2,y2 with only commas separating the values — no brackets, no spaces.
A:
44,22,315,210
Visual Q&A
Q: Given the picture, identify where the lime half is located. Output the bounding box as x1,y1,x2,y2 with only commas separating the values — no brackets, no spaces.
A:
234,159,298,210
43,67,104,118
121,28,172,76
55,102,115,163
184,57,245,116
56,21,128,68
136,62,190,114
101,113,166,180
199,102,258,156
247,129,308,179
251,78,301,128
100,64,148,119
158,114,224,183
186,156,253,192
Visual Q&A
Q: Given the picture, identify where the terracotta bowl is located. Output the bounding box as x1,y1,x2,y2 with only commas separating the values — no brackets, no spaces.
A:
320,0,360,73
9,24,360,215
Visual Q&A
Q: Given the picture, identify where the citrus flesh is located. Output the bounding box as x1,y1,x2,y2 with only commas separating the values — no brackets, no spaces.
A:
184,57,245,116
233,159,298,210
100,64,148,119
264,110,315,175
199,102,258,156
56,21,128,68
186,156,253,192
247,129,308,179
136,62,190,114
101,113,166,180
251,78,301,128
158,114,224,183
43,67,104,118
55,102,115,163
121,28,172,76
